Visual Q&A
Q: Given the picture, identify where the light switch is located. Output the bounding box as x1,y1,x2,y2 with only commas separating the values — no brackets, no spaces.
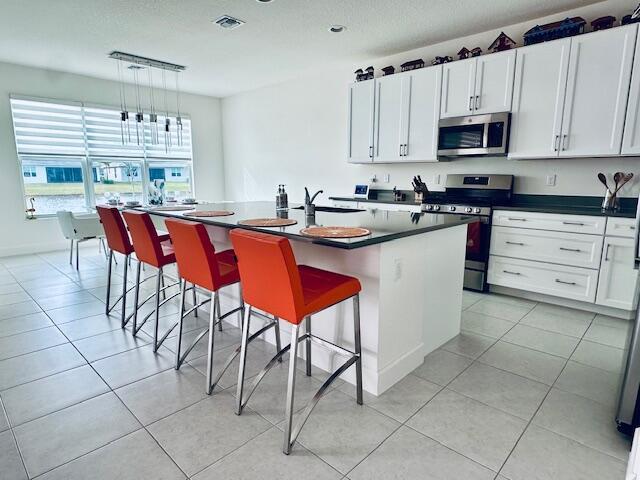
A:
434,174,441,185
546,174,556,187
384,174,390,183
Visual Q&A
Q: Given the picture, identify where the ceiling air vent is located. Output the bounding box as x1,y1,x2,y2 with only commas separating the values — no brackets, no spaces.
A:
214,15,245,30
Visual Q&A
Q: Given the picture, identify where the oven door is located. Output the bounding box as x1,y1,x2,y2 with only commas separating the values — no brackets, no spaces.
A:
464,216,492,291
438,112,510,157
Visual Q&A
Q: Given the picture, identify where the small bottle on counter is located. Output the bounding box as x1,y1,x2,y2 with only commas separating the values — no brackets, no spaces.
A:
276,184,289,211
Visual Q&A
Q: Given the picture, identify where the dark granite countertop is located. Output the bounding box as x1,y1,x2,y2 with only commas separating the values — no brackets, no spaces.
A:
330,193,638,219
139,201,476,250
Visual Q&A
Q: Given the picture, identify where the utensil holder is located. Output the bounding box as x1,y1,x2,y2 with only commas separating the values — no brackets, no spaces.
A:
602,189,620,211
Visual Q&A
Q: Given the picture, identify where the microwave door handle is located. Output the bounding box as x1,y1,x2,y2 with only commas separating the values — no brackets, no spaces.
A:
482,122,489,150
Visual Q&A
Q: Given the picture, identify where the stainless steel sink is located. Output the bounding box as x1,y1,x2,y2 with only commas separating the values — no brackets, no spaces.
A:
292,206,363,213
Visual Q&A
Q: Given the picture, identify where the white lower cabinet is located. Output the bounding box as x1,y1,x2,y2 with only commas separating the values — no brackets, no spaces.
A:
489,210,639,311
488,256,598,303
596,236,640,310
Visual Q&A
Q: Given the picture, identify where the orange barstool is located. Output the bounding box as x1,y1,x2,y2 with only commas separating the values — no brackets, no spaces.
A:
164,218,282,393
229,228,363,455
122,210,196,351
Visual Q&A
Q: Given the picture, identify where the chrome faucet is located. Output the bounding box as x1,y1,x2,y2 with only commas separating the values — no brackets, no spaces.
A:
304,187,323,215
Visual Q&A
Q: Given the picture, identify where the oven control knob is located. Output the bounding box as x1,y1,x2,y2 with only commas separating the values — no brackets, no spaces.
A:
474,208,481,214
426,204,433,211
434,205,441,211
449,206,456,212
465,207,472,213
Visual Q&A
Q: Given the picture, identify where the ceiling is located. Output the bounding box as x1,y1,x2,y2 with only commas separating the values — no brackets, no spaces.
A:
0,0,599,98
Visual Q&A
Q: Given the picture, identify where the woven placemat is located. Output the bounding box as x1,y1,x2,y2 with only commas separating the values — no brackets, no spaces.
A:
238,218,298,227
183,210,235,217
151,205,194,212
300,226,371,238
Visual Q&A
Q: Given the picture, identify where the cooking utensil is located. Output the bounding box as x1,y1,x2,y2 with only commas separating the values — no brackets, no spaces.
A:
598,173,611,193
614,173,634,194
614,172,623,192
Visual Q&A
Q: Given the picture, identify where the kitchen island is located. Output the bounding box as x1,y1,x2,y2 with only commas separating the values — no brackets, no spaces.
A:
142,201,475,395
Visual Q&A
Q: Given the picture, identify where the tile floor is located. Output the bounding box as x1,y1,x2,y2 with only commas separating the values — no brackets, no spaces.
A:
0,246,633,479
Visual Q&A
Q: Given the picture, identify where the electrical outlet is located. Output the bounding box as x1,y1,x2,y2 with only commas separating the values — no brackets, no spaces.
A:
434,174,441,185
370,174,377,183
394,258,403,281
546,174,556,187
384,173,390,183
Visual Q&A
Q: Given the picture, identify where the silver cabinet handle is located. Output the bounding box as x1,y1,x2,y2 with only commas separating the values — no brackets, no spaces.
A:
604,243,611,261
503,270,521,276
555,278,577,286
469,96,473,111
403,144,408,156
562,134,568,150
554,135,560,152
399,144,403,156
559,247,582,252
506,241,525,246
475,95,480,110
562,221,584,226
369,146,373,158
507,217,527,222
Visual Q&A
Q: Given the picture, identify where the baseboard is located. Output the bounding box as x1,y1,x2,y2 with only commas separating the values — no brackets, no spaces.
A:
490,285,636,320
375,342,425,395
0,241,70,258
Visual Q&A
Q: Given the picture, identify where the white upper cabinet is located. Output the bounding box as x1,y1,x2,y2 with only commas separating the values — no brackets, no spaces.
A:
374,75,404,162
401,65,442,162
441,52,515,118
473,50,516,114
596,236,640,310
560,24,637,157
348,81,375,163
440,58,476,118
509,39,571,159
622,25,640,154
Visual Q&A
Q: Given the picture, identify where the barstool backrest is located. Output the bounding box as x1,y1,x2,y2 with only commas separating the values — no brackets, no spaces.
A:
96,206,134,256
122,210,166,267
164,218,223,292
229,228,305,324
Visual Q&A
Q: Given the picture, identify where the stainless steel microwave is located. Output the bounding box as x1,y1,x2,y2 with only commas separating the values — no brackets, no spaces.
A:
437,112,511,157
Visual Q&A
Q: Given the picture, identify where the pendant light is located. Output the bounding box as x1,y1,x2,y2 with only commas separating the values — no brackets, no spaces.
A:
162,68,171,153
147,67,159,145
175,70,183,147
130,65,144,146
116,59,131,144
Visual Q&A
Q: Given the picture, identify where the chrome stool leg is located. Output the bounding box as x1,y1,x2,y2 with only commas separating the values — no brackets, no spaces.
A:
131,260,142,332
353,294,363,405
205,291,218,393
215,293,223,331
105,250,113,315
153,267,163,352
120,254,128,328
283,324,301,455
305,316,312,376
69,239,74,265
274,317,283,363
192,283,198,318
174,280,187,368
235,304,252,415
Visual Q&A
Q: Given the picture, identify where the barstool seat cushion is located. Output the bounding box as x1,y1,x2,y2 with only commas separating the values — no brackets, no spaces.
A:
298,265,361,317
216,249,241,286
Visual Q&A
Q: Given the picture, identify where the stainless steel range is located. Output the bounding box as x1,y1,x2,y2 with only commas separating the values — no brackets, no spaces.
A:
422,174,514,291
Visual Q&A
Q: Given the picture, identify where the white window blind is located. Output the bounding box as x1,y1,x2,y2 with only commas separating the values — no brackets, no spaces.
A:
10,98,85,156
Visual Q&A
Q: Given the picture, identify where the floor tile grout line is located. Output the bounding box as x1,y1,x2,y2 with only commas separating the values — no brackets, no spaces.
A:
494,307,610,477
0,395,30,479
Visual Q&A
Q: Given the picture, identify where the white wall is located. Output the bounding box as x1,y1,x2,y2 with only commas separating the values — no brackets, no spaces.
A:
222,0,640,204
0,61,224,257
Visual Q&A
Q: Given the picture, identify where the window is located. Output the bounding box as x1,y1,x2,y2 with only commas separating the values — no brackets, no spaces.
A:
10,97,193,216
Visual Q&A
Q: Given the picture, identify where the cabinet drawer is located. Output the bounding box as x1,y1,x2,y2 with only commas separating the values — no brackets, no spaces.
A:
492,210,605,235
605,217,637,238
331,200,359,209
360,201,421,213
488,256,598,303
490,226,603,269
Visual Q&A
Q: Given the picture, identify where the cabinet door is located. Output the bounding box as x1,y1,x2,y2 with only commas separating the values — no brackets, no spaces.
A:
348,81,375,163
508,39,571,159
440,58,476,118
596,236,640,310
401,66,442,162
560,25,636,157
373,75,404,162
622,26,640,155
474,50,516,114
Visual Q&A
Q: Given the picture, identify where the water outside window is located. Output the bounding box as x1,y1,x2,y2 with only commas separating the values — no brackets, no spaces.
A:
92,160,143,205
21,158,87,215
